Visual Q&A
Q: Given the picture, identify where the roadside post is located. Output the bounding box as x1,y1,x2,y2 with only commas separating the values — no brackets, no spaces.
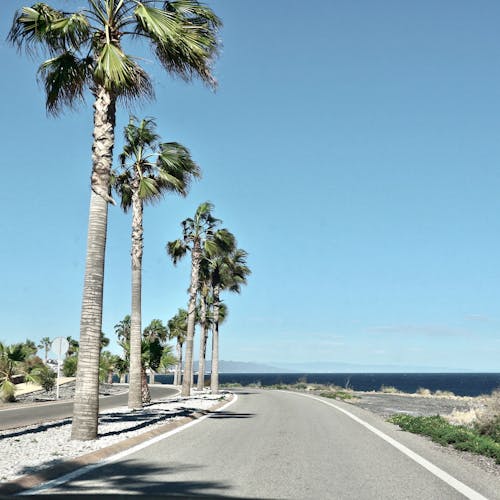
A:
50,337,69,400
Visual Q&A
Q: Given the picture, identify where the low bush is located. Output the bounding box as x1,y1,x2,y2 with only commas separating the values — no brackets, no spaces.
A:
388,414,500,464
63,356,78,377
416,387,432,396
320,390,354,401
35,365,56,392
434,390,455,397
380,385,399,394
220,382,242,388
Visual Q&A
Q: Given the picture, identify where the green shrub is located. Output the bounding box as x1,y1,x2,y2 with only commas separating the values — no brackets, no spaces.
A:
380,385,399,393
389,414,500,464
475,414,500,443
320,390,354,400
63,356,78,377
35,366,56,392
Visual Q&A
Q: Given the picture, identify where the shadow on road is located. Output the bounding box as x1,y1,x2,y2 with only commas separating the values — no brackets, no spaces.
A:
16,459,261,498
208,411,255,419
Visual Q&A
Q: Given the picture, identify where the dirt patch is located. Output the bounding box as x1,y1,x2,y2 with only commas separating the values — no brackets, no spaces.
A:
348,392,483,418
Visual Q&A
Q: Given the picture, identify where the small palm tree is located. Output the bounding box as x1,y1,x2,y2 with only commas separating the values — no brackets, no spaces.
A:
10,0,220,440
167,203,233,396
37,337,52,362
0,342,40,402
143,319,168,384
210,247,250,394
114,116,199,409
168,308,188,385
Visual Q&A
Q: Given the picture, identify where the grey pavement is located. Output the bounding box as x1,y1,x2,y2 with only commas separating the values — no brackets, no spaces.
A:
36,389,499,499
0,385,178,430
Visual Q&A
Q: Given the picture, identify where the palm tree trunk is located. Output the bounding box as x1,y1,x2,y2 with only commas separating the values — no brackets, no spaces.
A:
173,341,179,385
149,369,155,385
141,366,151,403
71,86,116,441
181,240,201,397
210,284,221,395
177,341,183,385
197,292,208,390
128,182,143,410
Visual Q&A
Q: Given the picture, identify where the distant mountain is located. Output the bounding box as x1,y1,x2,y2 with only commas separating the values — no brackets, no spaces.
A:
197,360,290,373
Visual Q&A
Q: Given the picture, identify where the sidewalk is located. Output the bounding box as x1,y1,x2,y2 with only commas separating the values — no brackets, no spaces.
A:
13,377,75,396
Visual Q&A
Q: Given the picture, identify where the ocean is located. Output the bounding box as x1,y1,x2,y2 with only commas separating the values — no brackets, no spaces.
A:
155,372,500,397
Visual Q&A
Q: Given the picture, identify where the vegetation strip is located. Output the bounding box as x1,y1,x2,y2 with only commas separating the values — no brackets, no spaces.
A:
0,395,234,496
388,414,500,464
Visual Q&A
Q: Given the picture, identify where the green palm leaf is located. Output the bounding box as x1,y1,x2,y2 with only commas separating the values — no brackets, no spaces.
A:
94,42,153,99
38,52,91,113
9,5,90,54
138,176,160,200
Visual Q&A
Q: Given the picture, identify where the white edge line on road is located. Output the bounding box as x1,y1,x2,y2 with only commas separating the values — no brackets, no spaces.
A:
19,393,238,496
289,392,488,500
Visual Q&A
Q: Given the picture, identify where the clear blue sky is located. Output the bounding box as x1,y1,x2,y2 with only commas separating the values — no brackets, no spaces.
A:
1,0,499,371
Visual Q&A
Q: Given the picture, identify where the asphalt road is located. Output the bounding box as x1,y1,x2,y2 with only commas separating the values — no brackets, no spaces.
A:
0,385,178,430
35,389,499,499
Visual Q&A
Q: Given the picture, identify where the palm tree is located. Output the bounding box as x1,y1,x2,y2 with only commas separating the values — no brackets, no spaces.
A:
143,319,168,385
196,272,210,390
196,230,235,390
114,117,199,409
210,248,250,394
37,337,52,363
119,320,171,403
9,0,220,441
167,203,234,396
0,342,40,402
168,308,188,385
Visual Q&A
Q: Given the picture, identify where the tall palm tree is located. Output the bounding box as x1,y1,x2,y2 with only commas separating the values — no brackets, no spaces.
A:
167,203,234,396
168,308,187,385
196,229,235,390
210,248,250,394
114,117,199,409
9,0,220,440
196,271,210,390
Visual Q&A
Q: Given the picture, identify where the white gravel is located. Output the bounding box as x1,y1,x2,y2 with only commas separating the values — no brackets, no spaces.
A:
0,393,228,483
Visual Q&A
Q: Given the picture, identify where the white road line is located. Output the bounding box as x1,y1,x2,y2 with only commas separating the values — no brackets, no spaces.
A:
19,394,238,496
289,392,489,500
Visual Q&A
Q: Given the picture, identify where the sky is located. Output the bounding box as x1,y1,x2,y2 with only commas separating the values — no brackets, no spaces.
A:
1,0,500,372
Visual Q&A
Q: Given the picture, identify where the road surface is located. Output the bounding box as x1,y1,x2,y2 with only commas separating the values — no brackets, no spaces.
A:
34,389,499,499
0,385,178,430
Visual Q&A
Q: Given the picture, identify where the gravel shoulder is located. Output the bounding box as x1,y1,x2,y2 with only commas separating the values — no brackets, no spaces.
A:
0,391,231,485
348,391,484,418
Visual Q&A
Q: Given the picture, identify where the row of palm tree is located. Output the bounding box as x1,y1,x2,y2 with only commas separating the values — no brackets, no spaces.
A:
9,0,222,441
168,203,250,396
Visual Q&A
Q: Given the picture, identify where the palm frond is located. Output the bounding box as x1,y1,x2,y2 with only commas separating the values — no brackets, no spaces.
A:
94,42,154,100
9,4,90,54
38,52,91,114
138,176,160,200
133,0,221,87
112,170,133,210
167,238,188,264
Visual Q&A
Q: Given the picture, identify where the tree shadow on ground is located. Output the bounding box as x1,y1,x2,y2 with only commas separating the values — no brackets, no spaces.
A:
207,411,255,419
0,418,71,439
20,459,261,498
98,408,197,437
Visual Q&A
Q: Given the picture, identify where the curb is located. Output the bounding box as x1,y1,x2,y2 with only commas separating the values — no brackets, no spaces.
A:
0,394,233,496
